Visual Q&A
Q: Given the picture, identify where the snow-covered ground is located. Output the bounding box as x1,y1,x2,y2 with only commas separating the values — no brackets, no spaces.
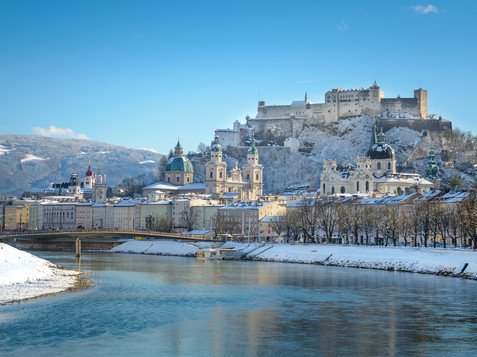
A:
110,240,477,279
20,154,50,163
110,240,200,256
0,243,80,305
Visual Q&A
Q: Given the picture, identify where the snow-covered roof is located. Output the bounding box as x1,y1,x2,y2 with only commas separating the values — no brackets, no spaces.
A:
181,229,212,235
177,183,206,191
260,215,282,223
143,182,179,191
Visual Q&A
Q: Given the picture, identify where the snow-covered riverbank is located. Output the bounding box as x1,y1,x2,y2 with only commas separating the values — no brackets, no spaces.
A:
110,240,477,280
0,243,81,305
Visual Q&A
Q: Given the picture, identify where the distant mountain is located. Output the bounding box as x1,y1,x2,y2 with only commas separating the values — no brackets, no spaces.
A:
0,135,163,195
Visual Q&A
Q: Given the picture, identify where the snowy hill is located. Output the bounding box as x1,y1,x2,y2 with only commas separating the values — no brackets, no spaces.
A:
0,135,163,195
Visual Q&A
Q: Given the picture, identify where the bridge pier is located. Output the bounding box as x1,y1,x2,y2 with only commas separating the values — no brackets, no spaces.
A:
75,238,82,258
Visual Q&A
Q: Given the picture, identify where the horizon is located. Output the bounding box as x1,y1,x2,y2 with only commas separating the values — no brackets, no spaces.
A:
1,0,476,154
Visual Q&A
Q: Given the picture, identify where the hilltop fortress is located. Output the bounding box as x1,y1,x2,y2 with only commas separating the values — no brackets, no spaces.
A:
216,82,452,150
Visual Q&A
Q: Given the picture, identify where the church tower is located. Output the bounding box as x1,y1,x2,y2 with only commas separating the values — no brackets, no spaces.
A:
205,134,227,194
84,165,94,189
68,171,82,199
242,136,263,199
93,168,107,203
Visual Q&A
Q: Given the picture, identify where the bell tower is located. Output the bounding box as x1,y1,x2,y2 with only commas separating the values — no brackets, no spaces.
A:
205,134,227,195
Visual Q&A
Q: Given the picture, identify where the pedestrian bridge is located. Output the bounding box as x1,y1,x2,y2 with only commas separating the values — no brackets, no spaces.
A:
0,229,214,242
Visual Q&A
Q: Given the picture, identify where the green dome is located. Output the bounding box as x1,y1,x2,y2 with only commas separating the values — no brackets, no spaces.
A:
165,156,194,173
248,138,258,155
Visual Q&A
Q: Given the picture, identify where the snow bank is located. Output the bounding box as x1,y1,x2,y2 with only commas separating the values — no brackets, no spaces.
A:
110,240,199,256
245,244,477,279
20,154,49,163
0,243,80,304
109,240,477,280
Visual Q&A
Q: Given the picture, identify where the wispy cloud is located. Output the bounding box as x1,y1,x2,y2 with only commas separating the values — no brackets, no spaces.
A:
298,79,320,84
337,19,348,32
33,125,89,140
411,4,440,14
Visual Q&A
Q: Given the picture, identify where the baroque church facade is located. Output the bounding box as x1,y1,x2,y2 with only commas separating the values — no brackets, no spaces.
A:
320,127,433,196
205,135,263,200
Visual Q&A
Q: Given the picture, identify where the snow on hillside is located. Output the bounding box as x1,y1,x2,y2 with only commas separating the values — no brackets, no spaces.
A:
20,154,50,163
0,243,80,304
0,134,164,194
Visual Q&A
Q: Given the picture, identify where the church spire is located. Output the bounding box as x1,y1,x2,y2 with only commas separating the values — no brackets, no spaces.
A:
304,91,308,103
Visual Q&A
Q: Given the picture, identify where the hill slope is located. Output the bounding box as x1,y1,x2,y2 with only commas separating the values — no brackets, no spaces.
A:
0,135,163,195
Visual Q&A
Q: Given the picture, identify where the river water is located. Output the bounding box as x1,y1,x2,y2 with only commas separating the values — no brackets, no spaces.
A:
1,252,476,356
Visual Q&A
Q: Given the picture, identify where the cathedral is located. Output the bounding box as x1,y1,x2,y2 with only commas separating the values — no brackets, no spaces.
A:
320,126,433,196
205,135,263,200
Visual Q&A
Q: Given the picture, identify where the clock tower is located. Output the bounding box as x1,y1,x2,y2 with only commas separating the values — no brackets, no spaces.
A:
93,168,107,203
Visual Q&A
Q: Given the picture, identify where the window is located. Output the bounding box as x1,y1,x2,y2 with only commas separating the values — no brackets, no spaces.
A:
167,176,170,182
187,177,190,183
332,186,335,194
210,171,213,178
356,182,359,192
377,162,381,170
366,181,369,192
176,176,180,183
219,171,223,179
340,186,345,194
323,183,326,193
256,173,259,181
388,162,391,170
247,174,250,180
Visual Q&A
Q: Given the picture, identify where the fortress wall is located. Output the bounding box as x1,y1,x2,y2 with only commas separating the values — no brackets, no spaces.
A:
381,98,420,116
246,118,294,144
377,118,452,133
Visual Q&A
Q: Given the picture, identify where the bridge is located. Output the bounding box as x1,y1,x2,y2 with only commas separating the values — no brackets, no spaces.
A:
0,229,215,242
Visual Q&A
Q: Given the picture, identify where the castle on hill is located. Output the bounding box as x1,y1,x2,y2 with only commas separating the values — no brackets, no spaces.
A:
215,82,452,150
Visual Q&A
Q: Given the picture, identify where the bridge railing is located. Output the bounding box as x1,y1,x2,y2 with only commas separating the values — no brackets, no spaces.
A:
0,229,213,240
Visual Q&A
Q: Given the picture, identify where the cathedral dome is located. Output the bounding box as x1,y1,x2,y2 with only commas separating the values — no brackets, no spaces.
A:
367,143,395,160
367,127,395,160
165,156,194,173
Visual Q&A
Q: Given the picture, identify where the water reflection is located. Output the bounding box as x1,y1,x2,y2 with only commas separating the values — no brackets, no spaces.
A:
0,252,476,356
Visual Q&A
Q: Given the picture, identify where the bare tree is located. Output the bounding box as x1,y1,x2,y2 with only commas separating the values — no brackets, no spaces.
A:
316,197,339,243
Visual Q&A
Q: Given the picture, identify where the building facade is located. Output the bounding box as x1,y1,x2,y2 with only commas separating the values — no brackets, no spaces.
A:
205,135,263,200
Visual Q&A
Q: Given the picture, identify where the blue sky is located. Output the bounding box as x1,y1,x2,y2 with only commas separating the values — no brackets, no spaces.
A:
0,0,475,154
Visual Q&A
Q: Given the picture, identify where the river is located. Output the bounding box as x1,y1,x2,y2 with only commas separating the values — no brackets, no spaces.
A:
1,251,476,356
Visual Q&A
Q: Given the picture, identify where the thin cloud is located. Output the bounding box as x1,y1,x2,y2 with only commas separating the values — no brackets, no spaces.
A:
412,4,440,14
298,80,320,84
33,125,89,140
337,19,348,32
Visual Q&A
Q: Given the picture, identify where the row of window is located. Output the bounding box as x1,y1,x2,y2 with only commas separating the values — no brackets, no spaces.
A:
323,181,370,194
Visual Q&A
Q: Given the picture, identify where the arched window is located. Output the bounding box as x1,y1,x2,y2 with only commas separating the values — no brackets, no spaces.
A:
247,173,250,180
332,186,335,194
167,176,170,182
340,186,345,194
365,181,369,192
323,183,326,193
210,171,213,178
388,162,391,170
356,182,360,192
397,187,402,195
187,177,190,183
219,171,223,179
377,162,381,170
256,173,259,181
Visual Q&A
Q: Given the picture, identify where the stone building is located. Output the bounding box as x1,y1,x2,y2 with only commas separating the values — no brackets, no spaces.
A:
205,135,263,200
320,127,433,196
